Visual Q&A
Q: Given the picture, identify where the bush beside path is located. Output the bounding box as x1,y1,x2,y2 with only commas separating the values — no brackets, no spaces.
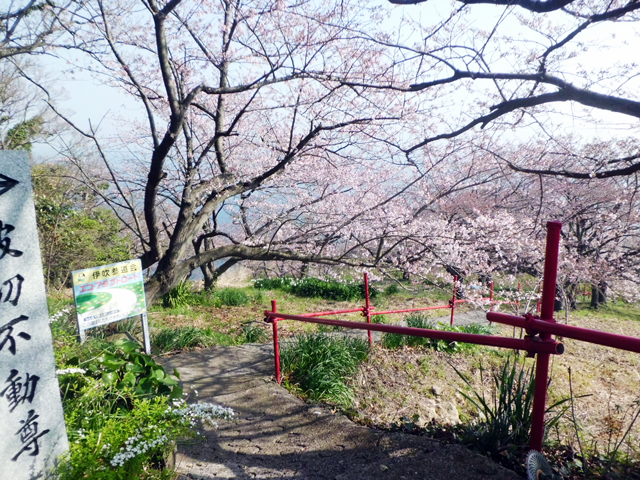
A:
159,343,521,480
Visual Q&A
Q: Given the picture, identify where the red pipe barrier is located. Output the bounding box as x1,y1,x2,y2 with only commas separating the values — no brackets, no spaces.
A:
301,308,364,317
270,300,282,384
264,311,563,355
529,221,562,452
262,220,640,455
450,276,457,325
364,273,372,345
487,312,640,354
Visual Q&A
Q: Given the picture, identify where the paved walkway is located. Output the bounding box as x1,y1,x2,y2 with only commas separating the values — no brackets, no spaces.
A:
159,313,522,480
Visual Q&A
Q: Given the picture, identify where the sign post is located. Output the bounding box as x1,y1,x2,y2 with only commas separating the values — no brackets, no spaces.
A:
0,152,69,480
71,260,150,353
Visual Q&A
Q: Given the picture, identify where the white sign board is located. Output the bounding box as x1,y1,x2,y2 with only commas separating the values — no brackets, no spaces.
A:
71,259,150,353
0,153,69,479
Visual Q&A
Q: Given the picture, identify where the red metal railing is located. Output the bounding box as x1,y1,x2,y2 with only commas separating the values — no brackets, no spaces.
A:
263,221,640,452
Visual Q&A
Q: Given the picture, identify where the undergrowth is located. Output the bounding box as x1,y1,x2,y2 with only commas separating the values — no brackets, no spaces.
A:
254,276,378,301
160,283,258,309
49,306,234,479
381,313,495,353
280,333,370,409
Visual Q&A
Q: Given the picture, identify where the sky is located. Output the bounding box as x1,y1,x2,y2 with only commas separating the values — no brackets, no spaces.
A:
30,0,640,161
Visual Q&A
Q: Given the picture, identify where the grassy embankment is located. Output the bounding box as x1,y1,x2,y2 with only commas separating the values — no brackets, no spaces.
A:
49,278,640,479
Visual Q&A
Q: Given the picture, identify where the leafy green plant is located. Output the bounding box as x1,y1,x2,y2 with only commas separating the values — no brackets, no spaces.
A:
241,322,268,343
152,326,237,352
161,281,195,309
215,287,249,306
451,354,569,458
59,339,183,408
280,333,370,409
384,283,400,295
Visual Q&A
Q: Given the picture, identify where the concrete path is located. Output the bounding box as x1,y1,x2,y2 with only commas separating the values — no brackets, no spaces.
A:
159,322,522,480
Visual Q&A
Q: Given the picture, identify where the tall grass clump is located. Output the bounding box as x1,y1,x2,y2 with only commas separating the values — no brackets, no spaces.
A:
452,354,568,458
381,313,495,353
280,333,370,409
161,281,194,308
215,287,250,306
152,326,237,352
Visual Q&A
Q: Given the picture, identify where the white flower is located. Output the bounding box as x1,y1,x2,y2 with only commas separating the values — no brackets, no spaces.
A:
56,368,86,376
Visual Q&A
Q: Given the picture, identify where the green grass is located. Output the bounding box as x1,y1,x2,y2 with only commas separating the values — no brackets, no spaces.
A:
241,322,269,343
381,313,496,353
254,276,378,301
570,301,640,322
152,326,238,352
215,287,250,306
280,333,370,409
452,354,569,458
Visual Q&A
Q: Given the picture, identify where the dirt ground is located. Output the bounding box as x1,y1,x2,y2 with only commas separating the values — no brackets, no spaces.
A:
351,314,640,460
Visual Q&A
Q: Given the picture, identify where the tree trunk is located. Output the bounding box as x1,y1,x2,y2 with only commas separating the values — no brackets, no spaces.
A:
200,262,216,291
564,282,578,310
590,281,607,309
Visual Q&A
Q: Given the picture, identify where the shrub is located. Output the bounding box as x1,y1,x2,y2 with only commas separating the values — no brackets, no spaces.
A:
280,333,370,409
161,282,194,309
253,277,294,290
384,283,400,295
215,287,249,306
255,276,378,301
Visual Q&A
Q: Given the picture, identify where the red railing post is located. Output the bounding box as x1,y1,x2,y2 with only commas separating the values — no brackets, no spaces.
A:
530,221,562,452
270,300,282,384
490,281,494,313
450,275,458,325
364,272,372,345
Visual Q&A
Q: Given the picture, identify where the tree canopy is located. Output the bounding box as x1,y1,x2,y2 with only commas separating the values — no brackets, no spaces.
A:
23,0,640,304
32,162,133,291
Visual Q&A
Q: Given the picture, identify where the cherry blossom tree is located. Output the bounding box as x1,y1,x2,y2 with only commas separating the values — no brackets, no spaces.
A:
374,0,640,179
0,0,85,59
45,0,491,303
38,0,640,305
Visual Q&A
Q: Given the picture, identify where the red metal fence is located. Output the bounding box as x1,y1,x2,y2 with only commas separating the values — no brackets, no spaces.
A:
263,221,640,452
